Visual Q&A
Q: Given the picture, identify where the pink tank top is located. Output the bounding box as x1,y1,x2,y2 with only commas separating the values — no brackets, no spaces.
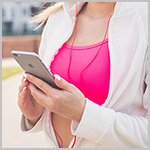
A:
50,38,110,106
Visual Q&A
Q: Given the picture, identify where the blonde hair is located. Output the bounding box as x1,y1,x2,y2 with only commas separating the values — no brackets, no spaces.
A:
30,2,63,30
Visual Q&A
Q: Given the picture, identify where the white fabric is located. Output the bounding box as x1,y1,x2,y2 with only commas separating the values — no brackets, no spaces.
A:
21,2,148,148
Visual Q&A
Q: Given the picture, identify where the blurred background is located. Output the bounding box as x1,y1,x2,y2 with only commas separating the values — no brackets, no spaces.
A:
2,2,55,148
2,2,56,57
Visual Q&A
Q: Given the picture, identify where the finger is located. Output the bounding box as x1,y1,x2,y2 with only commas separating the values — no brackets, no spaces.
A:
54,74,73,92
21,77,25,83
25,73,58,97
19,79,29,93
18,86,28,100
21,71,27,83
28,83,49,108
18,82,29,102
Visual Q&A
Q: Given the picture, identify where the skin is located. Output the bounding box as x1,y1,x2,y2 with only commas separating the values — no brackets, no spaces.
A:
18,2,116,148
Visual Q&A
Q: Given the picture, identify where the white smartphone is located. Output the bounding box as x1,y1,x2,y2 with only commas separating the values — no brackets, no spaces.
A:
11,50,61,89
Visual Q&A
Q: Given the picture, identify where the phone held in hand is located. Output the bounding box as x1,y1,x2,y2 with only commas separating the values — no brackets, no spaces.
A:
11,50,61,90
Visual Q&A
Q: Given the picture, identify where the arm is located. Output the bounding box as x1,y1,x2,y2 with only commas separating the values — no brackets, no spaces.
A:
71,59,148,148
20,111,45,132
19,16,52,132
21,49,148,147
71,98,148,148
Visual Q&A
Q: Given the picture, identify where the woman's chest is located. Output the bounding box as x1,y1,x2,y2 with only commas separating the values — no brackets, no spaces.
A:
50,40,110,105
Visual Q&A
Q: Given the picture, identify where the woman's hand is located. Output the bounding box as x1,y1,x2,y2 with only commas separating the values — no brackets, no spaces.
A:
24,73,86,122
18,74,45,125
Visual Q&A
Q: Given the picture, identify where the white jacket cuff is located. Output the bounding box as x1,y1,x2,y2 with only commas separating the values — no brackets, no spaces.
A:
20,111,45,133
71,98,115,143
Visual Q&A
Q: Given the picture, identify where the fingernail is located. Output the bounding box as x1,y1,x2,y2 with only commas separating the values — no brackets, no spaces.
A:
23,87,27,91
54,74,61,81
23,78,27,83
23,72,27,78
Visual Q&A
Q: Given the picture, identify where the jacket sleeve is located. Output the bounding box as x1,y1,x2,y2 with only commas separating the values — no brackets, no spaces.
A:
71,59,148,148
20,109,45,133
71,99,148,148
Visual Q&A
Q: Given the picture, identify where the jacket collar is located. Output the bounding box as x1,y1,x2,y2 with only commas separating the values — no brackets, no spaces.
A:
63,2,145,18
63,2,86,16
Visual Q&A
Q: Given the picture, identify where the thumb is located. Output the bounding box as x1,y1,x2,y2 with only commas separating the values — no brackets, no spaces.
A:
54,74,72,91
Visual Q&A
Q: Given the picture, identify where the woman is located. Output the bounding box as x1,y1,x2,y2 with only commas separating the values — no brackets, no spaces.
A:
18,2,148,148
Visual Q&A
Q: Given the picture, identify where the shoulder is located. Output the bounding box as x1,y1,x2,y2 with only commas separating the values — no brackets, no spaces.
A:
121,2,148,41
41,5,65,35
116,2,148,16
135,3,148,43
135,2,148,17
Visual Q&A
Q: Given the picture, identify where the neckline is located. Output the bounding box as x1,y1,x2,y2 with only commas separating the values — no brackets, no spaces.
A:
63,38,108,50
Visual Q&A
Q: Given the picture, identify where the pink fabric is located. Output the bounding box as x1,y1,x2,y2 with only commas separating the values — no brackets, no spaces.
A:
50,38,110,106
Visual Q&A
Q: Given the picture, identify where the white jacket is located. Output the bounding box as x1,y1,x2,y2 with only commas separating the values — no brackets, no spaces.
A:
21,2,148,148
